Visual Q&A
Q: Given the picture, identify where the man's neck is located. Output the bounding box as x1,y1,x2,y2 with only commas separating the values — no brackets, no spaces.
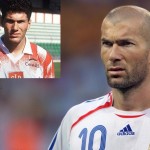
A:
112,84,150,111
2,36,26,56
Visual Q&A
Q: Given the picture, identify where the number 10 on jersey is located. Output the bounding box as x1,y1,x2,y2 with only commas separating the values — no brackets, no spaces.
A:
79,125,107,150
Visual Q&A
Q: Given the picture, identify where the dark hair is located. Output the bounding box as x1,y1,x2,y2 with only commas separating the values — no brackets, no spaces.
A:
1,0,32,21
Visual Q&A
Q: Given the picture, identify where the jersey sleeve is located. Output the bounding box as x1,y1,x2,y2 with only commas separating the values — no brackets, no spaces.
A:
48,105,78,150
35,45,55,78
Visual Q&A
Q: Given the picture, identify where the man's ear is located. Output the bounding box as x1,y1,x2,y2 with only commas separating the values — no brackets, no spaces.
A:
0,15,2,27
0,17,4,27
148,50,150,64
28,19,31,30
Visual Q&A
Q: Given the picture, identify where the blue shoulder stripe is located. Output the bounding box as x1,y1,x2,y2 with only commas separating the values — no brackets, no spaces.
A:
48,132,58,150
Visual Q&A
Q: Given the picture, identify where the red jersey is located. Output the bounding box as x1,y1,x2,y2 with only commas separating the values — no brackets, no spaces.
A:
0,37,55,78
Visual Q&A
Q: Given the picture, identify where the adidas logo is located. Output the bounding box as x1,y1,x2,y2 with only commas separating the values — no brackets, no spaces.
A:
117,124,135,136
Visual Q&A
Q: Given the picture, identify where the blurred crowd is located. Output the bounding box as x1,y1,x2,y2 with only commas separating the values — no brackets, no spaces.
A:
0,0,150,149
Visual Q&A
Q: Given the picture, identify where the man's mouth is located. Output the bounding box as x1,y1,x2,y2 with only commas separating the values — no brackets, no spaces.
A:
108,67,125,76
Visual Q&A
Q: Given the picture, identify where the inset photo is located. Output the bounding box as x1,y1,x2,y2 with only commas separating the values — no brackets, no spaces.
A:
0,0,60,78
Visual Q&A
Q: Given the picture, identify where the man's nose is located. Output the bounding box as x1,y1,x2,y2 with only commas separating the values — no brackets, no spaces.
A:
109,43,123,62
12,22,19,30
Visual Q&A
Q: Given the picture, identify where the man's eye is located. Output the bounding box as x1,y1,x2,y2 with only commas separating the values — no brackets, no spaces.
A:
118,41,135,47
6,19,14,24
17,20,25,24
102,41,113,47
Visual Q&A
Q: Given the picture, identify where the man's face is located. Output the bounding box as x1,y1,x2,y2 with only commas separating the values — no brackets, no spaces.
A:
2,11,30,45
101,19,150,89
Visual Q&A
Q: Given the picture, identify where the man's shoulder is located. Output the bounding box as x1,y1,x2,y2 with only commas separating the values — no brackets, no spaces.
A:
30,42,53,62
66,92,112,121
36,44,53,59
30,42,47,54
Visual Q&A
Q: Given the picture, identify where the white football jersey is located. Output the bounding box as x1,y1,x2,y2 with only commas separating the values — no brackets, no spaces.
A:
48,92,150,150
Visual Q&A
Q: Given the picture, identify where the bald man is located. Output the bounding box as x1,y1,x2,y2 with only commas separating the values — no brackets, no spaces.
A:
48,5,150,150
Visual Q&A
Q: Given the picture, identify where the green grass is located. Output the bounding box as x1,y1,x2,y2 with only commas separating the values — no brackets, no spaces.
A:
54,62,61,78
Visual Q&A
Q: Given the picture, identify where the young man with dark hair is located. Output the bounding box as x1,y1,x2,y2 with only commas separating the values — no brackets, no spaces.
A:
0,0,55,78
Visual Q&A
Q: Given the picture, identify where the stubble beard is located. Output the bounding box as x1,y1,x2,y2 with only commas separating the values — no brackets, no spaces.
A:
106,61,148,92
